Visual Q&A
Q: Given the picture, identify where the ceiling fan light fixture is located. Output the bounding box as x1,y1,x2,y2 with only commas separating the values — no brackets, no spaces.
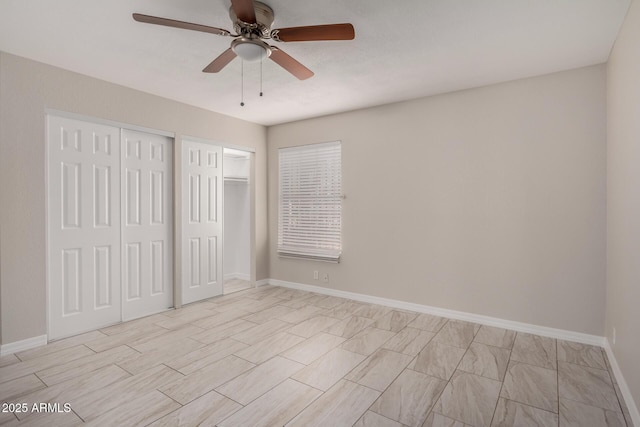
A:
133,0,355,79
231,38,270,62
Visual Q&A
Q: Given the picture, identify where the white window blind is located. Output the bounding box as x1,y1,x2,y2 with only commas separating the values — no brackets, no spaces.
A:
278,141,342,262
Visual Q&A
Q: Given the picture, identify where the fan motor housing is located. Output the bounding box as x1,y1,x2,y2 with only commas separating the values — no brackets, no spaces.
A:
229,1,274,37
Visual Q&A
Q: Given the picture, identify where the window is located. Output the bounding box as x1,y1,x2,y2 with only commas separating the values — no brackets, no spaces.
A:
278,141,342,262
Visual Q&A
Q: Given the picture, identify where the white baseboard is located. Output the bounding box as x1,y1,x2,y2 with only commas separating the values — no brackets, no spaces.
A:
267,279,605,346
255,279,270,287
224,273,251,281
604,339,640,426
0,334,48,356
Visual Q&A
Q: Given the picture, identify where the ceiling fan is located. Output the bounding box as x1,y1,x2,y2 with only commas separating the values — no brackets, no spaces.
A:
133,0,355,80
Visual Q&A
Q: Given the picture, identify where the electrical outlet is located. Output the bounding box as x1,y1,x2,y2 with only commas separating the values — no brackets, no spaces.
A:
323,273,329,282
313,271,319,280
613,327,616,345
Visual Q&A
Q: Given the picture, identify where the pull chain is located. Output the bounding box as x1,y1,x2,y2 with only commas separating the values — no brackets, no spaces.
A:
260,55,263,97
240,59,245,107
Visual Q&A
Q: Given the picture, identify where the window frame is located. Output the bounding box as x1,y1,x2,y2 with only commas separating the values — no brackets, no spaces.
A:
277,141,342,262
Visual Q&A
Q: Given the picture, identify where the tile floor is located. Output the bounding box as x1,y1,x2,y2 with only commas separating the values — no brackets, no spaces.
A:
0,285,634,427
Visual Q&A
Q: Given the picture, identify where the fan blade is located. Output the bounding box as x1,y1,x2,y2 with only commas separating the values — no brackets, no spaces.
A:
269,47,314,80
271,23,354,42
133,13,231,36
230,0,256,24
203,48,237,73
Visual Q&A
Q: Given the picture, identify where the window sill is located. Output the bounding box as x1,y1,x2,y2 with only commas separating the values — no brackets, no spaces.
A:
277,252,341,263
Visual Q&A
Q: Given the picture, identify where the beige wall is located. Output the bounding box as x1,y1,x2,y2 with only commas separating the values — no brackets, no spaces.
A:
0,52,268,344
0,49,612,349
268,65,607,335
606,0,640,410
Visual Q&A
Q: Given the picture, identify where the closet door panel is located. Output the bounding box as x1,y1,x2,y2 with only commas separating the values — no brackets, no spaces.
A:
121,130,174,320
182,140,223,304
48,116,121,339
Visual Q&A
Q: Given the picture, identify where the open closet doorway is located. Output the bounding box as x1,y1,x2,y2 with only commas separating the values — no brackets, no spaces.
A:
223,148,252,294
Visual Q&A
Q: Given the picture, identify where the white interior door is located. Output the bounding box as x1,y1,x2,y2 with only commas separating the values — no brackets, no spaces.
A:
48,116,121,339
122,130,173,320
182,140,223,304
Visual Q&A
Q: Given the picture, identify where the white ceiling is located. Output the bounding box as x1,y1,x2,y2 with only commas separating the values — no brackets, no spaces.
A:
0,0,631,126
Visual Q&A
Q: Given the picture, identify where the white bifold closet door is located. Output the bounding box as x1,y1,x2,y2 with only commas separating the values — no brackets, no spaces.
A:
48,116,174,340
48,116,122,339
182,140,223,304
121,129,173,320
